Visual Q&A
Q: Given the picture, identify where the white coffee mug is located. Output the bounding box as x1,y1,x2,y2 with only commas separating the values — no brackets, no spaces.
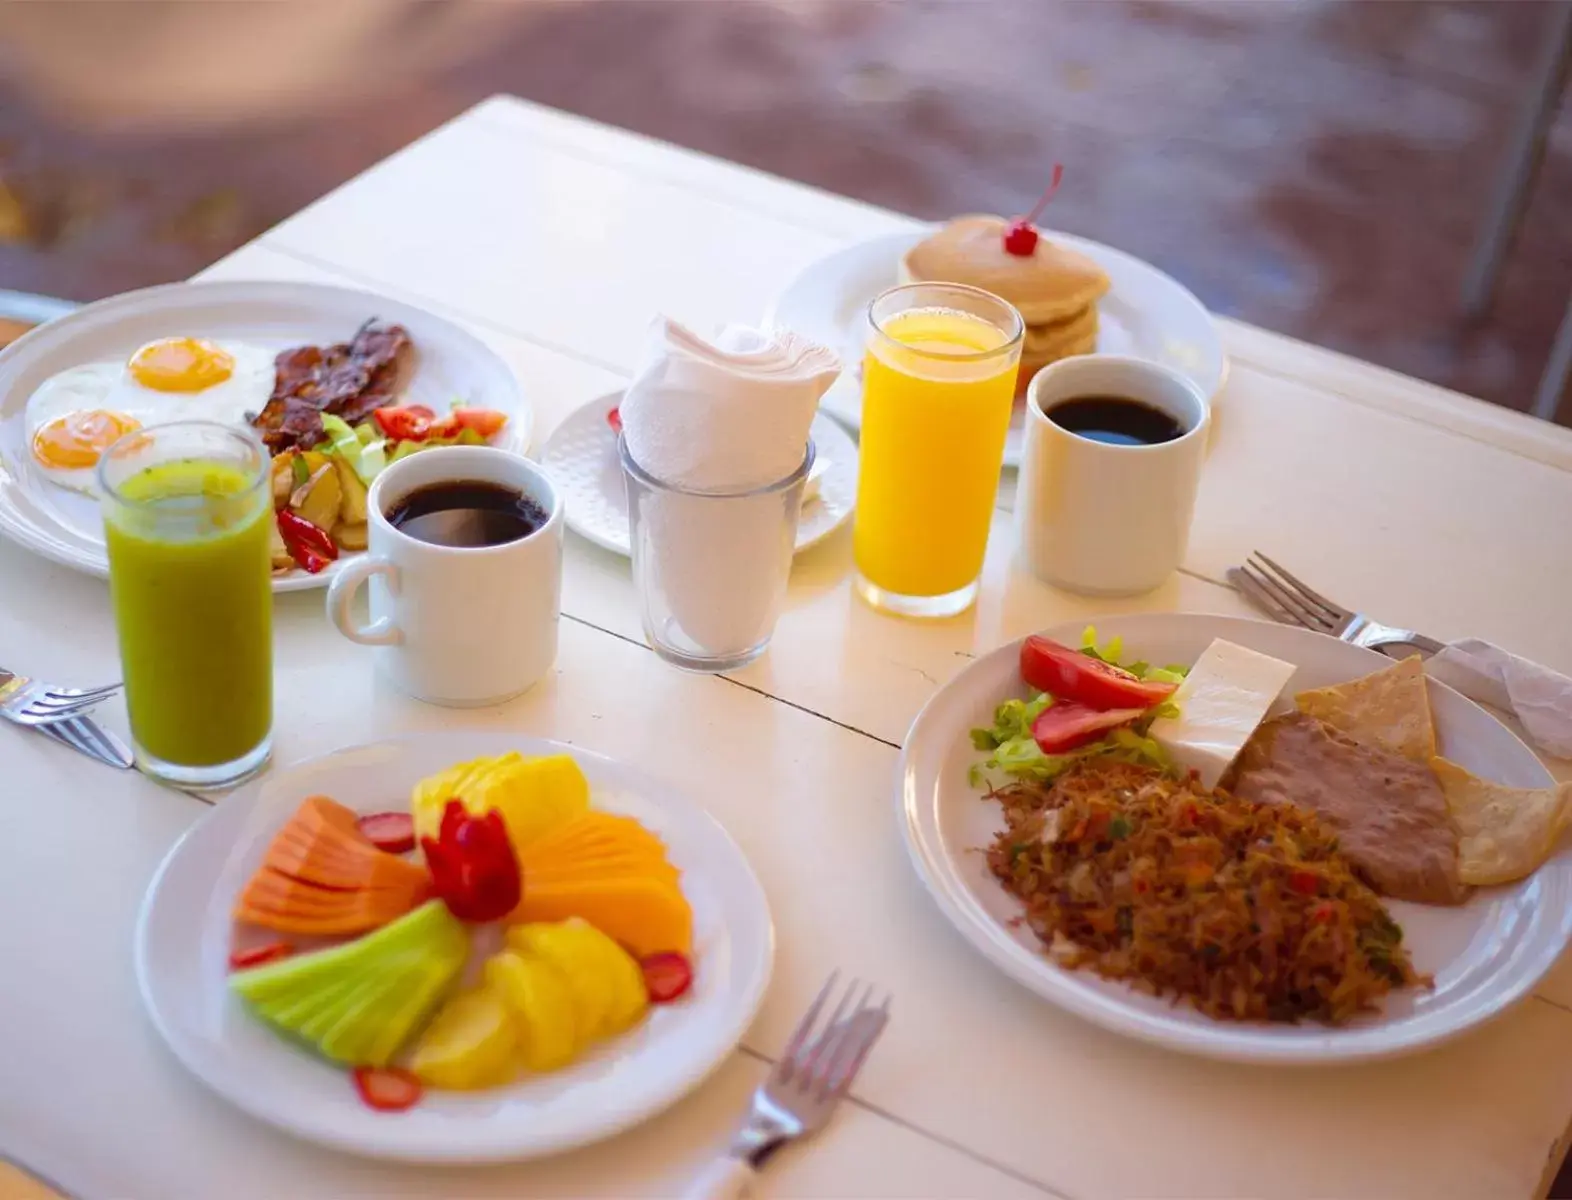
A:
327,445,564,706
1016,355,1210,595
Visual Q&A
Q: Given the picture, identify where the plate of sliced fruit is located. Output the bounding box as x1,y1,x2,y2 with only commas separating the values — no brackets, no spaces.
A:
134,732,774,1162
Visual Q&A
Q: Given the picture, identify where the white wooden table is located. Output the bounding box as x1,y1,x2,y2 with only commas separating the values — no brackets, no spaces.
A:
5,95,1572,1200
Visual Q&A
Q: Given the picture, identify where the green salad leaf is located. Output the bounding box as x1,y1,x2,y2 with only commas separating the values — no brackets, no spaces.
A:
1079,625,1189,684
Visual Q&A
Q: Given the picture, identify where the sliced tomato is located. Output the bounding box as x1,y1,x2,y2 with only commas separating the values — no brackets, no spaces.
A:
448,408,508,438
356,812,416,855
641,952,693,1003
373,405,436,441
1030,700,1146,753
428,408,509,440
1019,636,1177,710
228,941,294,970
352,1065,423,1113
606,406,623,434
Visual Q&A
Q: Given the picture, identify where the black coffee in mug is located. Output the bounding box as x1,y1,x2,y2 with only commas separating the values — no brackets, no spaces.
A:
386,481,547,548
1046,395,1186,447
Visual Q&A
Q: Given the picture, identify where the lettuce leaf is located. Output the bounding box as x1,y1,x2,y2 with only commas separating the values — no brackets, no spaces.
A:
1078,625,1188,681
967,720,1175,790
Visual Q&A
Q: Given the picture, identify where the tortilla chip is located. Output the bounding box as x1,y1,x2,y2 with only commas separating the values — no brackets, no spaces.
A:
1294,655,1436,762
1430,757,1572,886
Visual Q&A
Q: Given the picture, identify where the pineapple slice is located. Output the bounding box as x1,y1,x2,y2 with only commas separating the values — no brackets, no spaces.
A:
485,949,580,1073
410,984,518,1090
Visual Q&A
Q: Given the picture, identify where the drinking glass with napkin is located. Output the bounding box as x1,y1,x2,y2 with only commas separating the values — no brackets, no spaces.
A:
618,316,840,671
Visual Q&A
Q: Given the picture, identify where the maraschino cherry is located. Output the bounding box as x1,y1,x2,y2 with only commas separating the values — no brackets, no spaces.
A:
1003,163,1064,257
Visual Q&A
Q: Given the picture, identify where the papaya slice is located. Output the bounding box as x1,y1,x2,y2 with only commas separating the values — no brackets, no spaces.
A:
235,796,431,935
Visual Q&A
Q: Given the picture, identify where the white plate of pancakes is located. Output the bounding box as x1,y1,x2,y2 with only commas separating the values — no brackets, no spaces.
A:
899,612,1569,1065
0,280,531,592
767,221,1225,468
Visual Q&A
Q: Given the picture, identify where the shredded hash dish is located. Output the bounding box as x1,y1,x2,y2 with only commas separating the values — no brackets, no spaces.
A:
986,759,1429,1023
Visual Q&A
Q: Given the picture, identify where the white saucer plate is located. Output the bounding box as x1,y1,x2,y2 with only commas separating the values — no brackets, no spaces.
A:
898,612,1567,1065
542,391,858,558
135,731,774,1162
0,280,532,592
767,228,1226,467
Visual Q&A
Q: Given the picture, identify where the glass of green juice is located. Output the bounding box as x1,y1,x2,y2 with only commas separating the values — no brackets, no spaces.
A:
99,420,274,790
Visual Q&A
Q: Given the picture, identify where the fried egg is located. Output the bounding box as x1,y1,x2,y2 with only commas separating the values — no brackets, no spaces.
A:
25,338,277,493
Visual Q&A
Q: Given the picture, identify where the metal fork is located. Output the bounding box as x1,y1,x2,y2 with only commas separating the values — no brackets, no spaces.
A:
686,973,891,1199
1229,552,1445,656
36,714,134,769
0,669,123,727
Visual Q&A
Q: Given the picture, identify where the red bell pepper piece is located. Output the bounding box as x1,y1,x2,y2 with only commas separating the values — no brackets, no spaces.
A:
276,510,339,574
419,799,521,923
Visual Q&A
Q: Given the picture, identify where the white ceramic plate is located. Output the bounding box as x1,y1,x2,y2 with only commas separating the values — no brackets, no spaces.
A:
898,612,1567,1065
767,228,1226,467
542,391,858,558
135,731,774,1162
0,280,532,592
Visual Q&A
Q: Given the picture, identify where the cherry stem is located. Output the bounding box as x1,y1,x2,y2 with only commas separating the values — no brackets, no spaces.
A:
1020,163,1065,226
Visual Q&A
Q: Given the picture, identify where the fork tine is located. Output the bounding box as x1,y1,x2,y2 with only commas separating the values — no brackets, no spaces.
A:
1228,566,1294,624
44,682,122,705
806,981,871,1087
1250,553,1346,621
798,978,859,1081
779,972,838,1074
821,998,890,1096
1240,560,1334,632
811,987,886,1094
23,693,109,720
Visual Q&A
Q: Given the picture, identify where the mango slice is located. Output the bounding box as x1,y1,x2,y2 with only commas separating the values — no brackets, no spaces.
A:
511,875,692,957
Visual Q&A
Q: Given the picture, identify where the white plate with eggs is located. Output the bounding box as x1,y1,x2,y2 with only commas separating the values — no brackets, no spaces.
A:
0,281,531,592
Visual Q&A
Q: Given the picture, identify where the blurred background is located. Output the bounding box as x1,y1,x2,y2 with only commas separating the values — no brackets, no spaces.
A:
2,0,1570,421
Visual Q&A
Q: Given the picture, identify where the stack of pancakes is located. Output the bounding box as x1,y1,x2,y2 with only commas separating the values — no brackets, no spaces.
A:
900,214,1110,392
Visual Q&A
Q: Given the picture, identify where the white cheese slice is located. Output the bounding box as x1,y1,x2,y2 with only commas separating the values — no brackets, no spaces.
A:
1148,638,1298,790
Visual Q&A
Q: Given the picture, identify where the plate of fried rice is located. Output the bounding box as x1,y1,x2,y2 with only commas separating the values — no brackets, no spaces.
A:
897,613,1572,1064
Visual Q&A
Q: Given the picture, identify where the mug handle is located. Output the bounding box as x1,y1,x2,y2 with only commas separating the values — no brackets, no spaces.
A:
326,555,403,646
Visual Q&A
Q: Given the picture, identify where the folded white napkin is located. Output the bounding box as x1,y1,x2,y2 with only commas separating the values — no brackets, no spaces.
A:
619,316,840,491
1427,639,1572,759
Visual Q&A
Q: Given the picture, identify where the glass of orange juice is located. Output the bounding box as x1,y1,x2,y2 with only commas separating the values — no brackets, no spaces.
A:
853,282,1024,617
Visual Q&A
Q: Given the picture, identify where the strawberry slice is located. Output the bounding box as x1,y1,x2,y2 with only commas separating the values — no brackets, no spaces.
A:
641,952,693,1003
352,1066,423,1113
356,812,416,855
606,406,623,434
228,941,294,971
